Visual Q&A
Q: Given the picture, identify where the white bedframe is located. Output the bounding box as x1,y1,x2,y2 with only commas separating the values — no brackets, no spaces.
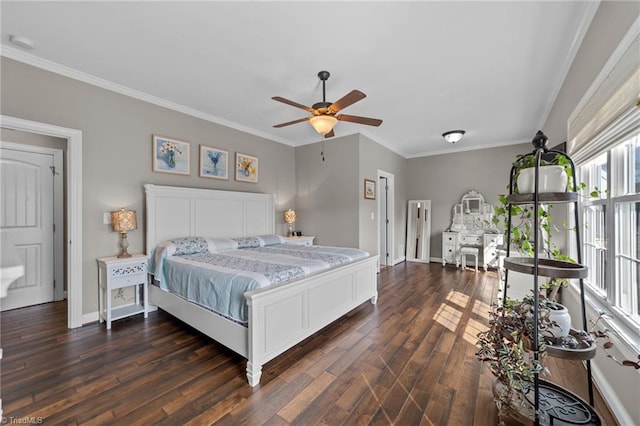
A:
145,184,378,386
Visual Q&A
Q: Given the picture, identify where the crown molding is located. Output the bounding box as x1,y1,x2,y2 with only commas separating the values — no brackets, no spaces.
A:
1,46,297,147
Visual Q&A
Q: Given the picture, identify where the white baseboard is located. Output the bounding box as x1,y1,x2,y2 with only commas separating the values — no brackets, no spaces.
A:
82,306,158,326
82,311,99,325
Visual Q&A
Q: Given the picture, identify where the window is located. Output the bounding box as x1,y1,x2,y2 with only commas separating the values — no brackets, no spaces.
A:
583,204,607,294
580,133,640,326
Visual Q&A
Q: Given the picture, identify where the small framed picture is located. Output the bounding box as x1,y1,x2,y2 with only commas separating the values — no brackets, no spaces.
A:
364,179,376,200
152,135,190,175
235,153,258,183
199,145,228,180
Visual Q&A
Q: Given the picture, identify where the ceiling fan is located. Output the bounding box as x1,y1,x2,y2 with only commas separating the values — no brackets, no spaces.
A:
272,71,383,138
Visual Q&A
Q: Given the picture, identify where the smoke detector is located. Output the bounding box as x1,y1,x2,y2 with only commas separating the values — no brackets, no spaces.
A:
9,35,36,50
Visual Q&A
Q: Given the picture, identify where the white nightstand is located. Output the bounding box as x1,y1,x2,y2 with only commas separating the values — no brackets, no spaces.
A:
282,236,315,246
97,254,148,329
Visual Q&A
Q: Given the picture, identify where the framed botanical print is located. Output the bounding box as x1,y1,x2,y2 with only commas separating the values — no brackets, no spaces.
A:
152,135,190,175
199,145,228,180
235,152,258,183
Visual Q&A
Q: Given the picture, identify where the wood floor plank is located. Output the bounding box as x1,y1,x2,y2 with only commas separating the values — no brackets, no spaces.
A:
1,262,618,425
277,371,336,422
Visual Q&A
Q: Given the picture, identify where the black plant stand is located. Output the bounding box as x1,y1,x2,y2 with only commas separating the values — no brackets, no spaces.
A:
502,131,600,425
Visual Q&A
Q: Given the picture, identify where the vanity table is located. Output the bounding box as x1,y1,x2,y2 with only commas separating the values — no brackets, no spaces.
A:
442,190,503,270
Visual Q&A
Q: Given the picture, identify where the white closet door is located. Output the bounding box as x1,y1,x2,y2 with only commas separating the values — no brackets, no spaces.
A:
1,148,54,311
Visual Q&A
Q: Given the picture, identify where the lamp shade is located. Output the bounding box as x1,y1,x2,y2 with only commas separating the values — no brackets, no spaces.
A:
442,130,465,144
111,209,137,233
309,115,338,135
284,209,296,224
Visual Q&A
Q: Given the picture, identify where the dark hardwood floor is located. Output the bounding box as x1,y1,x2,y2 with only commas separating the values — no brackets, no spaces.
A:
1,262,617,425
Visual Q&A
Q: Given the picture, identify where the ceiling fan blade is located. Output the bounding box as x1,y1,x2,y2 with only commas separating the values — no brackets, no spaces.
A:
272,96,315,113
273,117,310,128
337,114,383,127
324,129,335,138
329,90,366,113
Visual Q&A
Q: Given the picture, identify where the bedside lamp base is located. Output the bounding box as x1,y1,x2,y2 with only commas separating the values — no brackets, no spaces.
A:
118,232,132,258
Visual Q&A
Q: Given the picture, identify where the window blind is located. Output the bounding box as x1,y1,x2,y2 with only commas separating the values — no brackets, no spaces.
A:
568,17,640,165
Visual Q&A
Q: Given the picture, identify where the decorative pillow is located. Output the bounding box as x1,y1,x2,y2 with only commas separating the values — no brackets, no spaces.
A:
259,234,286,246
232,235,285,248
207,238,238,253
233,236,262,249
171,237,210,255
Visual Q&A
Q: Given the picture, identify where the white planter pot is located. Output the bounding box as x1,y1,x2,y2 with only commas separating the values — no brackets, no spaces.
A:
543,302,572,338
516,165,567,193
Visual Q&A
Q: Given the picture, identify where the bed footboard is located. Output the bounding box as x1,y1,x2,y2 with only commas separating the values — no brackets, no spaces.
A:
149,284,249,357
244,255,378,386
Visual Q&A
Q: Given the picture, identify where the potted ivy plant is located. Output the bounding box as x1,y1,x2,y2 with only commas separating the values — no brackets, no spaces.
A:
476,294,554,424
511,131,580,195
477,296,639,424
514,153,568,194
491,187,576,340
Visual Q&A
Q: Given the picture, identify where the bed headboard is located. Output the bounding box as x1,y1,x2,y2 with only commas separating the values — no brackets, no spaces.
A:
144,184,275,254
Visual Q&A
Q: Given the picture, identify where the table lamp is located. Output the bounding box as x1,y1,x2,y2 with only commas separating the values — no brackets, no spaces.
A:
111,208,137,258
284,209,296,237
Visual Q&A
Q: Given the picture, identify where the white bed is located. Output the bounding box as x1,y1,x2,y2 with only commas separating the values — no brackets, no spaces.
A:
145,184,379,386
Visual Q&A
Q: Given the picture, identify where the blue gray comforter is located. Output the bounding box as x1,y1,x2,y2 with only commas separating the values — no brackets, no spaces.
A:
149,236,369,324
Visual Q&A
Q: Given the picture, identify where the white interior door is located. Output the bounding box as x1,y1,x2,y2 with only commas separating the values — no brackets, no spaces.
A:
1,147,54,311
378,176,389,266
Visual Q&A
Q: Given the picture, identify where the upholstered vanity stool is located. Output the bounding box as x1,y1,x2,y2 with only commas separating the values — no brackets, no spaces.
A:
460,246,479,271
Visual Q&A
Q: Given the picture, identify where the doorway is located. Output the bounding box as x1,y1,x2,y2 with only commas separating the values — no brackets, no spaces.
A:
0,115,83,328
377,170,395,269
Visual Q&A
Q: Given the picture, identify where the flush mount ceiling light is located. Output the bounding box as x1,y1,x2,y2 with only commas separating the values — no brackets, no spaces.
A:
442,130,466,144
9,35,36,50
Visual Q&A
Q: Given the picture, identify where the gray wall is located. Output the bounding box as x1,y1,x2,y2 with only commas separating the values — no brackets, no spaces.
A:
406,143,530,259
543,0,640,143
294,135,360,247
294,133,409,262
1,57,297,315
358,134,408,261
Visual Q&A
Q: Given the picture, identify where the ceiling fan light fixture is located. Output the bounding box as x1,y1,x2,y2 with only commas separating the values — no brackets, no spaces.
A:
442,130,466,144
310,115,338,136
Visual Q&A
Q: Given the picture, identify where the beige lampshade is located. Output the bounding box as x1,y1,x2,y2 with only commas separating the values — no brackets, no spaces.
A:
284,209,296,224
111,208,137,233
309,115,338,135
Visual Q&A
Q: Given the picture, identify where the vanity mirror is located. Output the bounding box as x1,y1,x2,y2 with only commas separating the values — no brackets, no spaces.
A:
464,197,482,214
443,190,502,270
451,190,492,231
